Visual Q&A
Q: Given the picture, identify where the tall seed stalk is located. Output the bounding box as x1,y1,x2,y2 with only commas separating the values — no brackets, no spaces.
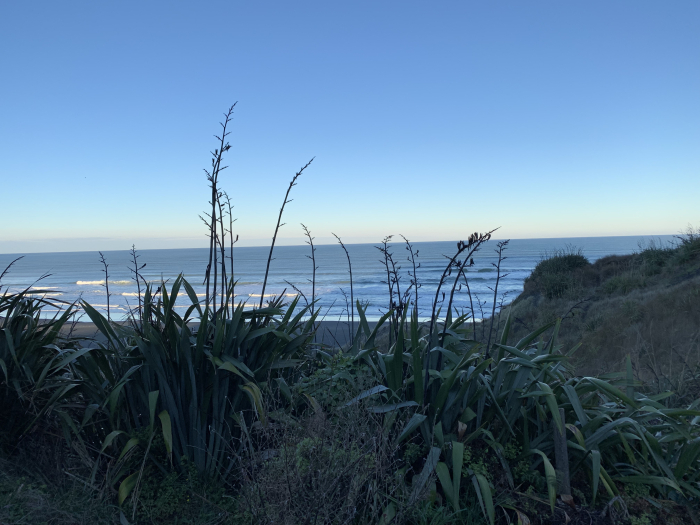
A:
128,245,146,327
216,190,228,314
458,266,477,337
203,104,236,315
332,233,354,346
260,158,314,308
423,231,494,401
223,191,238,308
401,235,421,315
302,224,317,318
486,240,509,353
98,251,111,322
377,236,395,345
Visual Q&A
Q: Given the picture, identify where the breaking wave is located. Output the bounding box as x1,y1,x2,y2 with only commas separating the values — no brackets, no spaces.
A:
77,280,133,285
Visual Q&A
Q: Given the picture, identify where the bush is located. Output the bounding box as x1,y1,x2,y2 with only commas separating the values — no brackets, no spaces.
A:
524,247,591,299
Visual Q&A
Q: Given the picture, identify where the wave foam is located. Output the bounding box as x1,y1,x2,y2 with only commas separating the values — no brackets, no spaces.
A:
247,293,298,298
77,280,132,285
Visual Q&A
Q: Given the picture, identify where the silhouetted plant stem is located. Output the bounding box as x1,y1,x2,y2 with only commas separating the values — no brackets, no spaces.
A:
494,290,511,340
302,224,317,318
284,280,308,307
0,256,23,288
401,235,420,315
458,266,477,338
260,158,314,309
423,230,495,403
223,191,238,307
475,294,487,340
388,250,403,340
216,192,227,315
377,236,395,346
486,240,509,354
128,245,146,327
339,287,351,344
439,234,495,352
98,251,111,322
332,233,354,346
204,104,236,315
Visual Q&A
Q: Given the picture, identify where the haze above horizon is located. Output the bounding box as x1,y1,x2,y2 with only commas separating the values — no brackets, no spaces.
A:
1,1,698,254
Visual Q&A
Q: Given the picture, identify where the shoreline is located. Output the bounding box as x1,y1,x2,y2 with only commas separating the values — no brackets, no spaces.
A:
60,319,379,348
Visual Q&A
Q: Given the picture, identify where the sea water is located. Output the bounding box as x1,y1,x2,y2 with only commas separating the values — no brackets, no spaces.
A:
0,236,674,322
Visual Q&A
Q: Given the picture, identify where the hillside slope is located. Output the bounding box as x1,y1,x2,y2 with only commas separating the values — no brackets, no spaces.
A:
500,229,700,400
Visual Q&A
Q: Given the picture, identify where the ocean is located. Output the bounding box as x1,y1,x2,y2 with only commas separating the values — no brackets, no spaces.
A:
0,235,674,322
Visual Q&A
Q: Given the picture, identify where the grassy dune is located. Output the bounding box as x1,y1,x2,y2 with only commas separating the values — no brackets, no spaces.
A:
493,229,700,401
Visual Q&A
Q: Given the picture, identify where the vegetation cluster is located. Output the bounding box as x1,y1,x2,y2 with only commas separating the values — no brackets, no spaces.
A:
504,230,700,399
1,108,698,524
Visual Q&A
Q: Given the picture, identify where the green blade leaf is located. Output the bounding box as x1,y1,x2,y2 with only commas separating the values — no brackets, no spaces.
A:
158,410,173,457
590,449,601,506
474,473,495,525
118,472,139,506
396,413,427,445
532,449,557,513
435,462,457,511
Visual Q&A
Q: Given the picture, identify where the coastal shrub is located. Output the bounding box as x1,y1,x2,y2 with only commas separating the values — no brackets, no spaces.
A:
637,240,674,276
0,283,90,449
69,275,317,511
672,225,700,264
294,351,378,408
345,306,700,524
523,247,592,299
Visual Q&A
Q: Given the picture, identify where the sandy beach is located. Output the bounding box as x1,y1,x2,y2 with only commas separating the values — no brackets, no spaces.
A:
61,319,378,349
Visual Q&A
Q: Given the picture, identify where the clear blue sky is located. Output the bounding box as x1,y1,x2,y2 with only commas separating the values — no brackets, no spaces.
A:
1,1,698,253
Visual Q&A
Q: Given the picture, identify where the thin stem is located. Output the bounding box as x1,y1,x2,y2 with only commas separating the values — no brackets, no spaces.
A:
217,192,227,316
423,230,495,403
129,245,145,327
223,191,238,311
377,236,394,346
204,104,236,314
98,251,110,323
401,235,420,316
302,224,317,319
0,256,23,287
486,240,509,354
332,233,354,346
458,266,476,337
260,158,314,309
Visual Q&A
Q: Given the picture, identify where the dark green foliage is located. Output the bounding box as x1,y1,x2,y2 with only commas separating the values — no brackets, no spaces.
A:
3,233,699,524
347,305,700,524
524,247,591,299
294,352,378,408
0,286,89,448
72,275,317,506
2,278,698,524
132,458,237,524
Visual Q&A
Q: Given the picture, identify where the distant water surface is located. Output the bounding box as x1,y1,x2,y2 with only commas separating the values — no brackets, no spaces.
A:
0,236,674,321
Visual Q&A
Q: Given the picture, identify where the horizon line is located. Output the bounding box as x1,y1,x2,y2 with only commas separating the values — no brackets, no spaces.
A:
0,232,678,257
